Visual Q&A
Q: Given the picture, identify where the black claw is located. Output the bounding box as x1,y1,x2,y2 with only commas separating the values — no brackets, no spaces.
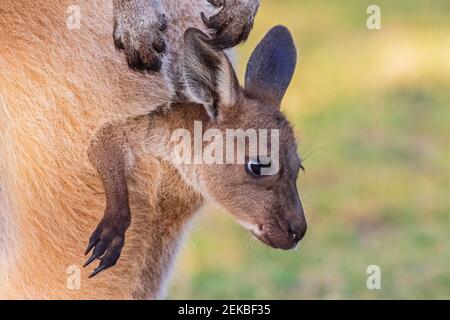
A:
87,244,122,278
83,252,98,268
206,0,224,8
85,244,94,256
114,39,125,51
85,238,98,255
84,237,108,267
84,219,127,278
201,12,213,28
201,0,256,50
89,265,107,278
85,233,100,255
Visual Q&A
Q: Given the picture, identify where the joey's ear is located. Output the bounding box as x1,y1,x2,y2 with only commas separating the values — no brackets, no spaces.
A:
183,28,240,120
245,25,297,107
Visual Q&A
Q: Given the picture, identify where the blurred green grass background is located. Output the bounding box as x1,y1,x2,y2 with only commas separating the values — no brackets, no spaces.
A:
169,0,450,299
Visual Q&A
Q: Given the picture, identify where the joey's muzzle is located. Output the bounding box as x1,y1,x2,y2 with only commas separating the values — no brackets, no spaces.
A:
252,186,307,250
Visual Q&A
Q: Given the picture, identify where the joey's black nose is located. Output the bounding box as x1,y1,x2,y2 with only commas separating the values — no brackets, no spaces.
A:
288,220,307,244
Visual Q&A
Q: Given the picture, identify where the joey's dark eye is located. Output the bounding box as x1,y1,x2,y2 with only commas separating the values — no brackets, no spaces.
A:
246,157,272,177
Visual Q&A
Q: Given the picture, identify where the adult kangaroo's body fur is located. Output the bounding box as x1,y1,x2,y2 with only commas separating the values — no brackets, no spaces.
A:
0,0,213,299
0,1,306,300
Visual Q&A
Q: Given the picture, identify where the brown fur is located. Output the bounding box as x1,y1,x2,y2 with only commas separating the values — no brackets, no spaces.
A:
112,0,259,71
0,1,303,299
0,0,209,299
84,26,306,280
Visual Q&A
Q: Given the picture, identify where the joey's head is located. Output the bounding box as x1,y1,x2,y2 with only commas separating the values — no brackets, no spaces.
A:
182,26,306,250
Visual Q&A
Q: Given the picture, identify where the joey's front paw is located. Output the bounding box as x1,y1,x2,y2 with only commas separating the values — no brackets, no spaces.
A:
202,0,259,49
84,218,127,278
113,8,168,72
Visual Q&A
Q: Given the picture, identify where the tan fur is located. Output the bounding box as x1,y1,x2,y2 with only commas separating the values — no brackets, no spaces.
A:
0,0,210,299
0,1,302,300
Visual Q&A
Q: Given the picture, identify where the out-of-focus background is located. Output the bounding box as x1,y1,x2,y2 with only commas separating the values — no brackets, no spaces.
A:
169,0,450,299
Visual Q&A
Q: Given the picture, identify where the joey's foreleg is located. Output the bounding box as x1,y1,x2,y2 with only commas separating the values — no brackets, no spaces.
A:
84,124,133,278
113,0,168,71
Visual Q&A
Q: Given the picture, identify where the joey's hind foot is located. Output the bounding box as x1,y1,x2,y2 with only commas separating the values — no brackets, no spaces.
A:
114,5,168,72
202,0,259,49
84,215,129,278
